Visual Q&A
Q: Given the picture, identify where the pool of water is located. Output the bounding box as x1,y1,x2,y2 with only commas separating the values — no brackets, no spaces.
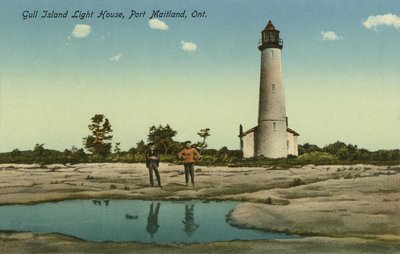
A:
0,200,299,243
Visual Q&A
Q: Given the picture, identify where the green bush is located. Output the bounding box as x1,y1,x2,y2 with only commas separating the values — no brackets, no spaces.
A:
296,152,338,164
0,141,398,167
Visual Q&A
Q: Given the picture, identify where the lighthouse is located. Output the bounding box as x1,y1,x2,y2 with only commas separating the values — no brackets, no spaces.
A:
256,20,287,158
239,20,299,158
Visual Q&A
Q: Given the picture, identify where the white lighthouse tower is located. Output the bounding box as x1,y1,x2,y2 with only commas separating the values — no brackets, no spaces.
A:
255,20,288,158
239,20,299,158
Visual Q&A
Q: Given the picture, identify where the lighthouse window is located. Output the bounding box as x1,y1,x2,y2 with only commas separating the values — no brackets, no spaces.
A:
271,50,274,57
272,84,276,93
273,122,276,130
270,33,275,41
264,32,269,42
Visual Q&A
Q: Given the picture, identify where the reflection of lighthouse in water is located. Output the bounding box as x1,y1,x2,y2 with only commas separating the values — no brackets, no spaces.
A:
240,20,299,158
182,204,199,237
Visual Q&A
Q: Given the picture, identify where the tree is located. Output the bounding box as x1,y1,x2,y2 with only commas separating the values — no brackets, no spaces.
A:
147,124,177,155
114,142,121,154
323,141,358,160
71,146,79,154
83,114,113,157
196,128,210,150
63,148,72,157
73,148,87,162
323,141,347,155
33,143,45,156
299,143,321,155
11,148,21,158
134,140,147,154
354,148,371,161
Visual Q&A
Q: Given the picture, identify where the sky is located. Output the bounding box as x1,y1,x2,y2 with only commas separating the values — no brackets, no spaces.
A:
0,0,399,153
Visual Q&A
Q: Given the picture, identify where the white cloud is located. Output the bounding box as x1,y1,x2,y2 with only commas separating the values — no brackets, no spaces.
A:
180,41,198,52
362,13,400,30
148,19,169,30
110,53,122,62
72,24,91,38
320,31,341,41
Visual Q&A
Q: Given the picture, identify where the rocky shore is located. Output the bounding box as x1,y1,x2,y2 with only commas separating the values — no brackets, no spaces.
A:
0,163,399,253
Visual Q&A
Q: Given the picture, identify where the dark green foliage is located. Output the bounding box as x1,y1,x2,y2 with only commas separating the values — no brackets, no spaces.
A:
33,144,45,157
196,148,243,166
0,145,87,164
114,142,121,154
63,146,87,164
135,140,147,153
195,128,211,150
296,152,338,164
371,150,399,161
298,143,322,155
200,149,218,156
83,114,113,157
1,129,398,168
322,141,358,160
147,124,178,155
10,149,21,158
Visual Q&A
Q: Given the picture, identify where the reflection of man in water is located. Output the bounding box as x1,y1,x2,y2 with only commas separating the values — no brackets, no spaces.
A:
182,204,199,237
146,202,160,239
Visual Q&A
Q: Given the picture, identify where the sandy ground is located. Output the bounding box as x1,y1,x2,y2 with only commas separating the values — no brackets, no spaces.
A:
0,162,399,253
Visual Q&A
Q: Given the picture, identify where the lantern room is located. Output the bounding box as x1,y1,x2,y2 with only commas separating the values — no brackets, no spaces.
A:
258,20,283,50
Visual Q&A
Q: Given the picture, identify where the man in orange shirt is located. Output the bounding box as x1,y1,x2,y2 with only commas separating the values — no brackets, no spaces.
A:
178,141,200,187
